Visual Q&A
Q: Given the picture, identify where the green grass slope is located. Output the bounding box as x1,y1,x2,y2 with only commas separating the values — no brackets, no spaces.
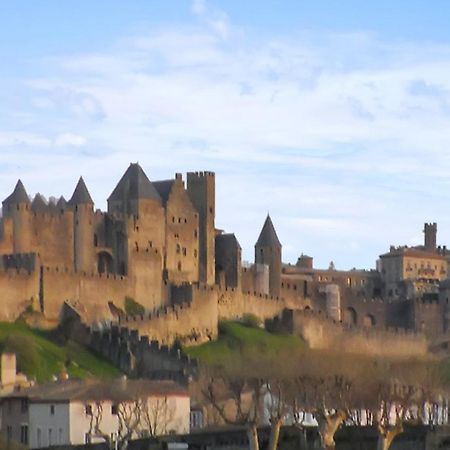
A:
184,321,307,366
0,322,120,382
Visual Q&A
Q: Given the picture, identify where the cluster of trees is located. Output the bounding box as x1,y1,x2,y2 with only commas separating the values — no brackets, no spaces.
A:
85,395,175,450
198,349,449,450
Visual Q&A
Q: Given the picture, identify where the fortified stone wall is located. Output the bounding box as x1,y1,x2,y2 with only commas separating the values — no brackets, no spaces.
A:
41,266,130,321
118,284,218,345
280,309,428,358
0,268,38,320
217,287,288,321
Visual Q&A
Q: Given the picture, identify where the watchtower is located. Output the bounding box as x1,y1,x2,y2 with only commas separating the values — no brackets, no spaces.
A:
255,214,282,297
2,180,31,254
424,222,437,251
69,177,95,273
187,171,215,285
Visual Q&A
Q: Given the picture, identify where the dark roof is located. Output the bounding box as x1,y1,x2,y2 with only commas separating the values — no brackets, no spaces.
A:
216,233,241,250
69,177,94,205
31,194,48,212
3,180,30,205
255,215,281,248
108,163,161,203
56,196,67,210
2,378,188,403
153,180,175,206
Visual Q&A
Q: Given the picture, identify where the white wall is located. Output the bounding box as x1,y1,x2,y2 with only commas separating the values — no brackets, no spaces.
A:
29,403,70,448
70,400,119,445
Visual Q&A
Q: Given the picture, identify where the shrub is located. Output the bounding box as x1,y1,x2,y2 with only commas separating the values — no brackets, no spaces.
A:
124,297,145,316
241,313,262,329
1,334,39,375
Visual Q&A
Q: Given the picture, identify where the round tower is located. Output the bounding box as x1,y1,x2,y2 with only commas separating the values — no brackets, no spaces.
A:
2,180,32,254
69,177,95,273
255,214,282,297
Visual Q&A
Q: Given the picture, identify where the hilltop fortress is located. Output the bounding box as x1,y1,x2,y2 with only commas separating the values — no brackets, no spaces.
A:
1,163,450,348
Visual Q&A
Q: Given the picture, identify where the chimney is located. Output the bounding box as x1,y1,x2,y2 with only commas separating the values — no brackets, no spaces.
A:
0,353,17,385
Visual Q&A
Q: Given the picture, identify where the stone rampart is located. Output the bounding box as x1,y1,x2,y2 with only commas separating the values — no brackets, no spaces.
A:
0,268,38,320
82,323,198,384
282,308,428,359
217,287,288,321
119,284,218,345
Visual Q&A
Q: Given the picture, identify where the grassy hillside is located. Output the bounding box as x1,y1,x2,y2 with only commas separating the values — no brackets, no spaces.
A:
184,321,307,366
0,322,120,382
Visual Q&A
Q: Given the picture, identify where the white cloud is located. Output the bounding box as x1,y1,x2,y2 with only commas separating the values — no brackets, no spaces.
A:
54,133,86,147
3,10,450,268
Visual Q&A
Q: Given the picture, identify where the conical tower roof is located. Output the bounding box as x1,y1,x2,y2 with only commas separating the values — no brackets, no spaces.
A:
108,163,161,203
3,180,30,205
56,196,67,210
255,214,281,248
69,177,94,205
31,193,48,212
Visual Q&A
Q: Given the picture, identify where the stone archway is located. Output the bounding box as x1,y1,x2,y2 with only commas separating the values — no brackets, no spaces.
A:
97,251,113,274
343,307,357,326
363,314,376,328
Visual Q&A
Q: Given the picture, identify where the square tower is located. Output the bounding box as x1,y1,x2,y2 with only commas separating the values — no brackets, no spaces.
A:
187,171,215,285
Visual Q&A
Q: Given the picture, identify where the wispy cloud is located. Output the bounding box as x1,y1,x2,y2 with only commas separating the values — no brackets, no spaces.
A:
2,1,450,268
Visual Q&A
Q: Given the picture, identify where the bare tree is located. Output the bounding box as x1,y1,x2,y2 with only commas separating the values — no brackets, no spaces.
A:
141,396,176,436
87,399,144,450
200,364,263,450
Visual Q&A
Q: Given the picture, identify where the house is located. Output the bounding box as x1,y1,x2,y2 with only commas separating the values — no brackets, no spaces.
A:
0,377,190,448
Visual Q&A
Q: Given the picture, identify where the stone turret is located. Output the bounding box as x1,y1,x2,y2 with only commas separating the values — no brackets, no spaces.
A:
187,172,215,285
31,194,48,213
2,180,31,253
424,222,437,251
69,177,95,273
255,214,282,297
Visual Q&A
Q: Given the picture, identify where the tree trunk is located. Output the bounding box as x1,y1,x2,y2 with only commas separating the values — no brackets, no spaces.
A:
377,427,403,450
247,424,260,450
317,411,346,450
267,419,282,450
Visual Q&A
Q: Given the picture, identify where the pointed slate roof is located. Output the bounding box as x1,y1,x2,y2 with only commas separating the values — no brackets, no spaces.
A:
31,193,48,212
69,177,94,205
108,163,161,203
56,196,67,210
3,180,30,205
255,215,282,248
153,179,175,207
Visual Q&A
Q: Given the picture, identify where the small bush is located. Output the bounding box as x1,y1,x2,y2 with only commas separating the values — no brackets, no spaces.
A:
1,334,39,375
241,313,262,329
124,297,145,316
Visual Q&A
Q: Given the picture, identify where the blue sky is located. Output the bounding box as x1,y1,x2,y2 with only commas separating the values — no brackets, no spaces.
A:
2,0,450,269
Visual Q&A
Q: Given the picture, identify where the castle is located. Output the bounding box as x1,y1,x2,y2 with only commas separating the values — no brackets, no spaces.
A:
0,163,449,346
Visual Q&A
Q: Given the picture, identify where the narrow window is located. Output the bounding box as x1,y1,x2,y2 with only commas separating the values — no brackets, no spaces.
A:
50,404,55,415
20,425,28,445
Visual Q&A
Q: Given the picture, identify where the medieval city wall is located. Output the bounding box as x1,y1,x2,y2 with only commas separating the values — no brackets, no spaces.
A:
127,247,165,311
0,269,38,320
41,266,130,321
285,309,428,358
217,287,288,321
119,284,218,346
31,211,74,267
